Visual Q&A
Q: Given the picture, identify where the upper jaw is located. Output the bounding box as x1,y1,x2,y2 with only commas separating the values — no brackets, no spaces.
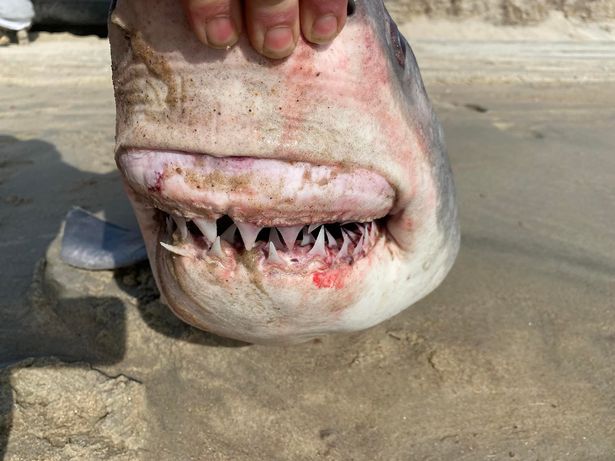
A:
117,148,397,227
118,148,399,269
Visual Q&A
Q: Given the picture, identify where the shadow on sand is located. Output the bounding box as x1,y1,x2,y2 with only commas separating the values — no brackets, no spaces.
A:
0,135,243,458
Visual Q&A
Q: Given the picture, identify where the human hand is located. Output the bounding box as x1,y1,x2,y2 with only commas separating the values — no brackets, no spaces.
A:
181,0,350,59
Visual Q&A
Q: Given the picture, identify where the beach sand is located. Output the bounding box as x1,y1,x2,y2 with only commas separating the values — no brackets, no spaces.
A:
0,18,614,460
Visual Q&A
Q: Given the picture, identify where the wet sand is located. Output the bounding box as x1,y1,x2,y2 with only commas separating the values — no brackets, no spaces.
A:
0,27,614,460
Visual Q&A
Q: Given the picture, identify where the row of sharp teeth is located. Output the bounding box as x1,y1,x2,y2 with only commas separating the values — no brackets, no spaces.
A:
160,214,379,265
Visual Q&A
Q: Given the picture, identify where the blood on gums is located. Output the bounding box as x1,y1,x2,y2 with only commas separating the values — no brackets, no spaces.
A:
312,266,351,290
148,171,164,192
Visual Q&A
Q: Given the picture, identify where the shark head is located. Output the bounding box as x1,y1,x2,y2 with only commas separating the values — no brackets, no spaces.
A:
108,0,459,344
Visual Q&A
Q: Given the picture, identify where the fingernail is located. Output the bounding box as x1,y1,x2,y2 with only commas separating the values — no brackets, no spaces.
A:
263,26,294,57
311,14,338,43
206,16,237,48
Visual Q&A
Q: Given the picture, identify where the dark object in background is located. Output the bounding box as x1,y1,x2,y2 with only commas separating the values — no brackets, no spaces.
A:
31,0,111,35
32,0,110,25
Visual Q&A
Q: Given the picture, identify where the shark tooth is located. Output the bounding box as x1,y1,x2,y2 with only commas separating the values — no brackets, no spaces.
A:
172,215,188,240
300,227,315,246
360,223,369,246
267,242,284,265
344,228,359,242
278,225,302,250
208,237,224,258
325,229,338,248
160,242,191,257
221,223,237,243
340,231,352,256
235,221,262,250
268,228,285,250
353,234,364,256
307,226,327,257
308,223,322,234
193,217,217,242
336,230,351,260
369,221,378,242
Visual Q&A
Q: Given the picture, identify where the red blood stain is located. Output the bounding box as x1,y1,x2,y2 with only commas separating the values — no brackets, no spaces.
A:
148,171,164,193
312,267,349,289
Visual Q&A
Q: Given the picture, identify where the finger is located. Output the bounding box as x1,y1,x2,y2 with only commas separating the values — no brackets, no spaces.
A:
181,0,242,48
300,0,347,45
246,0,300,59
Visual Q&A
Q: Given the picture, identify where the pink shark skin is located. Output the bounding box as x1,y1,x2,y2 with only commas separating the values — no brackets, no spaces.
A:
109,0,459,344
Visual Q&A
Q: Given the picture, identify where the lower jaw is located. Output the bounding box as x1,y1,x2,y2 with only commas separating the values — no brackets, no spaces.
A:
154,226,393,345
140,206,399,344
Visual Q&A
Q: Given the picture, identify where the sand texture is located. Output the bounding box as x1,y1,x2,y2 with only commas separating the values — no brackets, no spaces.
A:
1,22,614,461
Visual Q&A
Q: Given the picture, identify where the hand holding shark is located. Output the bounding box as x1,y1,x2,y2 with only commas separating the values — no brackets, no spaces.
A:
181,0,350,58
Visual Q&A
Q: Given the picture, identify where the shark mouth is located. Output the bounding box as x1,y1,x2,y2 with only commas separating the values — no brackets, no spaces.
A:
159,211,382,268
118,149,396,271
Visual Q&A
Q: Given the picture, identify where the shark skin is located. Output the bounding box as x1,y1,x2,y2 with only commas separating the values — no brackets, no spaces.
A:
108,0,459,344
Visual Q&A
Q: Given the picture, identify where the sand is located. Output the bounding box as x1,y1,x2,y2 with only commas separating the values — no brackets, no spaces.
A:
0,19,614,460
